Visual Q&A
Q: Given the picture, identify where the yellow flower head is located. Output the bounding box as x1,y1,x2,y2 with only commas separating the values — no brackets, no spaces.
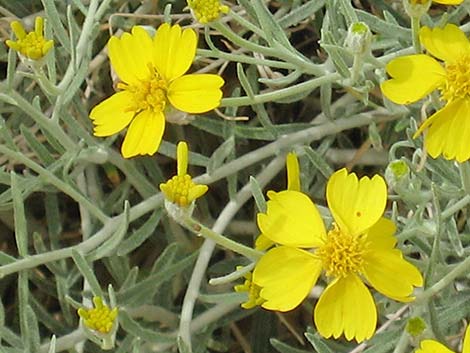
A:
252,168,423,342
187,0,229,24
89,24,224,158
416,325,470,353
255,152,300,251
234,268,265,309
381,24,470,162
6,17,54,60
159,141,208,207
77,297,118,334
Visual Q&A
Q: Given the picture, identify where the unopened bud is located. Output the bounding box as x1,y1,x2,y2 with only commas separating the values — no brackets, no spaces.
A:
406,317,426,337
345,22,372,56
385,160,411,191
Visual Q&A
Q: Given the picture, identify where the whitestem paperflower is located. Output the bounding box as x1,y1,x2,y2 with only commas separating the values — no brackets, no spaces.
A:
416,325,470,353
187,0,229,24
159,141,208,207
381,24,470,162
6,17,54,60
89,24,224,158
252,168,423,342
77,297,118,334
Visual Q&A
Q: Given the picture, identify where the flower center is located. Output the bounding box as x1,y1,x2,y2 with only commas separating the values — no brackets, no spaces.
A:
316,224,365,278
17,33,49,59
77,298,118,334
188,0,229,24
441,54,470,102
161,174,197,207
120,68,167,113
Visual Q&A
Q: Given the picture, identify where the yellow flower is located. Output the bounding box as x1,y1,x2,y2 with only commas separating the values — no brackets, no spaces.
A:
6,17,54,60
77,297,118,334
89,24,224,158
381,24,470,162
416,325,470,353
187,0,229,24
159,141,208,207
252,168,423,342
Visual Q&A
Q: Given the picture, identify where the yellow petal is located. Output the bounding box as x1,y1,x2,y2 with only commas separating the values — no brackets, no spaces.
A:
35,17,44,36
167,74,224,113
253,246,322,312
153,24,197,81
365,217,397,250
10,21,26,39
177,141,189,176
108,26,153,84
314,275,377,342
362,249,423,300
89,91,135,137
420,24,470,63
254,234,274,251
286,152,301,192
433,0,463,3
416,340,454,353
463,324,470,353
42,40,54,56
327,168,387,237
381,54,445,104
257,190,326,248
187,184,208,203
415,98,470,162
5,40,20,51
121,110,165,158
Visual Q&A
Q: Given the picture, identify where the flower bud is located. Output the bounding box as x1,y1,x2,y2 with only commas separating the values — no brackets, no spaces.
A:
345,22,372,57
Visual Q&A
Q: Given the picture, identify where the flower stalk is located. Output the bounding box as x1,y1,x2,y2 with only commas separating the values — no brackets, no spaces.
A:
181,215,263,261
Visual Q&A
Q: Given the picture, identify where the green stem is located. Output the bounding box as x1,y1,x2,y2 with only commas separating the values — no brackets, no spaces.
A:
415,255,470,303
182,216,262,261
33,67,61,96
197,49,296,70
459,161,470,195
392,330,409,353
210,21,324,76
411,16,422,53
221,72,341,107
424,185,441,288
441,195,470,220
350,54,362,85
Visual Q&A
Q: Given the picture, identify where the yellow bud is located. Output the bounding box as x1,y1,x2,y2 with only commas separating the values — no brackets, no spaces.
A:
78,297,118,334
6,16,54,60
160,141,208,207
187,0,230,24
234,271,265,309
